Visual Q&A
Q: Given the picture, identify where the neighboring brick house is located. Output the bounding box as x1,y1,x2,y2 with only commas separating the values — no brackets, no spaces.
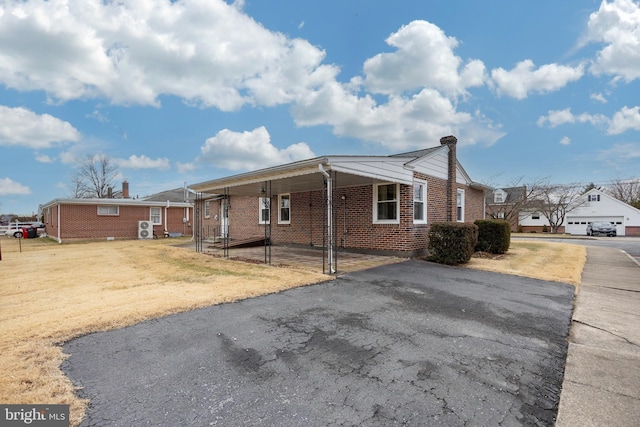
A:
485,186,527,231
39,184,193,242
190,136,489,265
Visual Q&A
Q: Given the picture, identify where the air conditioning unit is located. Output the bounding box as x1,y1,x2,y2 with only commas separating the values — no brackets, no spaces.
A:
138,221,153,239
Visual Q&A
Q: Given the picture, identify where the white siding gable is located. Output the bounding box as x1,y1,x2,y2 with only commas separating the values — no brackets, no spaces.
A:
570,190,640,226
405,147,448,180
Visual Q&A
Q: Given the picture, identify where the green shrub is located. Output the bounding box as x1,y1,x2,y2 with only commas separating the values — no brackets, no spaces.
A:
428,222,478,265
474,219,511,254
542,224,548,233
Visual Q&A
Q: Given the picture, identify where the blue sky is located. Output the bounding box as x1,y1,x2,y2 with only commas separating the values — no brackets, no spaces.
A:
1,0,640,215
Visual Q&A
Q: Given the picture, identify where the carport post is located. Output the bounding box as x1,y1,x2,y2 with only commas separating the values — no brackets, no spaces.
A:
319,165,335,274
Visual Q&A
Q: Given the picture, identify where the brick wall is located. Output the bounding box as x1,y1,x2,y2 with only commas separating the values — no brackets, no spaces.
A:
44,203,193,241
211,175,485,256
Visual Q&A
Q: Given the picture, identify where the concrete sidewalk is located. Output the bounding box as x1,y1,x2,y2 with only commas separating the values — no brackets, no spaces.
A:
556,246,640,426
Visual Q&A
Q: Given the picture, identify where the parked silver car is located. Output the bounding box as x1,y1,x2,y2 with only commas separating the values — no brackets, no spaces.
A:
586,221,617,237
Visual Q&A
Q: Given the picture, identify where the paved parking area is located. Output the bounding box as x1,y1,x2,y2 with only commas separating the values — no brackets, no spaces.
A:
63,260,574,426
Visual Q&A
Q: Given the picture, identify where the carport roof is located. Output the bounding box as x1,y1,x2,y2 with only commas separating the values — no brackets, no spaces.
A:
190,154,415,196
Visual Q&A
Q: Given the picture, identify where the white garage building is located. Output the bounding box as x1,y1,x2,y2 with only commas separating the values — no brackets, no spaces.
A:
565,189,640,236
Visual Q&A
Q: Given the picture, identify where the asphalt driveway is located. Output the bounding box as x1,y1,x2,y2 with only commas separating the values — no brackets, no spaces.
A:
63,260,574,426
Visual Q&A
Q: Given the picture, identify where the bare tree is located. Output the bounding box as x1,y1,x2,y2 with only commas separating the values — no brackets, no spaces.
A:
607,178,640,209
487,177,549,226
69,174,91,198
530,180,587,233
73,154,118,198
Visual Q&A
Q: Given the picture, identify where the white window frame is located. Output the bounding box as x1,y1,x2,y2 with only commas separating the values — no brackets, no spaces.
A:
373,183,400,224
494,191,504,204
258,197,270,224
456,189,465,222
278,194,291,224
150,207,162,225
588,194,600,202
97,205,119,216
413,180,427,224
204,200,211,218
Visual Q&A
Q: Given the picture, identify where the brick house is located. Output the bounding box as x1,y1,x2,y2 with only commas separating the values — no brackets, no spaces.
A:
190,136,489,268
39,184,193,242
485,186,527,231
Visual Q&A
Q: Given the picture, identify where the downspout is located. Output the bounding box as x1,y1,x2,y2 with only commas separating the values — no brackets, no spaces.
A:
318,164,335,274
57,203,61,243
165,200,170,237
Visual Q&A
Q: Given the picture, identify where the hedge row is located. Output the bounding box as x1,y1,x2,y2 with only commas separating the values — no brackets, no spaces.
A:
474,219,511,254
427,220,511,265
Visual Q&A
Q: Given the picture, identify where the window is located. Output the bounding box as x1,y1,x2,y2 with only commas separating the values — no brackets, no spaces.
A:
494,192,504,203
456,189,465,222
278,194,291,224
150,207,162,225
204,201,210,218
374,183,399,223
588,194,601,202
413,180,427,224
97,205,119,216
259,197,270,224
532,213,540,220
497,212,505,219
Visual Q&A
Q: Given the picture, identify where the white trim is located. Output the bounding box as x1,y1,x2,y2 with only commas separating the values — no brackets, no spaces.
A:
97,205,119,216
373,183,400,224
456,189,465,222
150,207,162,225
413,180,427,224
258,197,270,224
278,193,291,224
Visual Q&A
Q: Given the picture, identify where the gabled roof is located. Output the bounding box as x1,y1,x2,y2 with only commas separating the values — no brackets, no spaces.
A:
142,188,196,203
582,189,640,214
190,144,489,196
485,186,526,204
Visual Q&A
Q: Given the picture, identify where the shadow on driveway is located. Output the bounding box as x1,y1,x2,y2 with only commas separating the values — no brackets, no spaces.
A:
63,260,574,426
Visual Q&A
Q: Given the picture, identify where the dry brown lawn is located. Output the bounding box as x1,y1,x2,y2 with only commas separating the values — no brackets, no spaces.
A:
0,237,327,426
466,239,586,286
0,236,585,426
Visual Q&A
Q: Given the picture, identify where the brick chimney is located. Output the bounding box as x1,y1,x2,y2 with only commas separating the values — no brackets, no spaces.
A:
440,135,457,221
122,180,130,199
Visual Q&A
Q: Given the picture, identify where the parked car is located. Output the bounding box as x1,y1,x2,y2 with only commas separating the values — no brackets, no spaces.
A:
2,222,45,238
586,221,617,237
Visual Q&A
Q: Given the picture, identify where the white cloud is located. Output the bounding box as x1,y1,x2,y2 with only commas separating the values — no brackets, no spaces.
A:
537,108,608,128
586,0,640,81
608,106,640,134
560,136,571,145
35,154,54,163
177,162,195,173
537,105,640,135
199,126,315,170
361,20,486,97
0,0,336,110
114,155,171,170
0,177,31,195
597,143,640,166
0,106,81,148
590,92,608,103
491,60,585,99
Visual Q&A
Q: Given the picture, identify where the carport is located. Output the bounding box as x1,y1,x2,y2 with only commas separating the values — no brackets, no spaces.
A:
189,155,417,274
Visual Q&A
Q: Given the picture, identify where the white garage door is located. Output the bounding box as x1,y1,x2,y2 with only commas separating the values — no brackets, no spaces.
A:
566,216,625,236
